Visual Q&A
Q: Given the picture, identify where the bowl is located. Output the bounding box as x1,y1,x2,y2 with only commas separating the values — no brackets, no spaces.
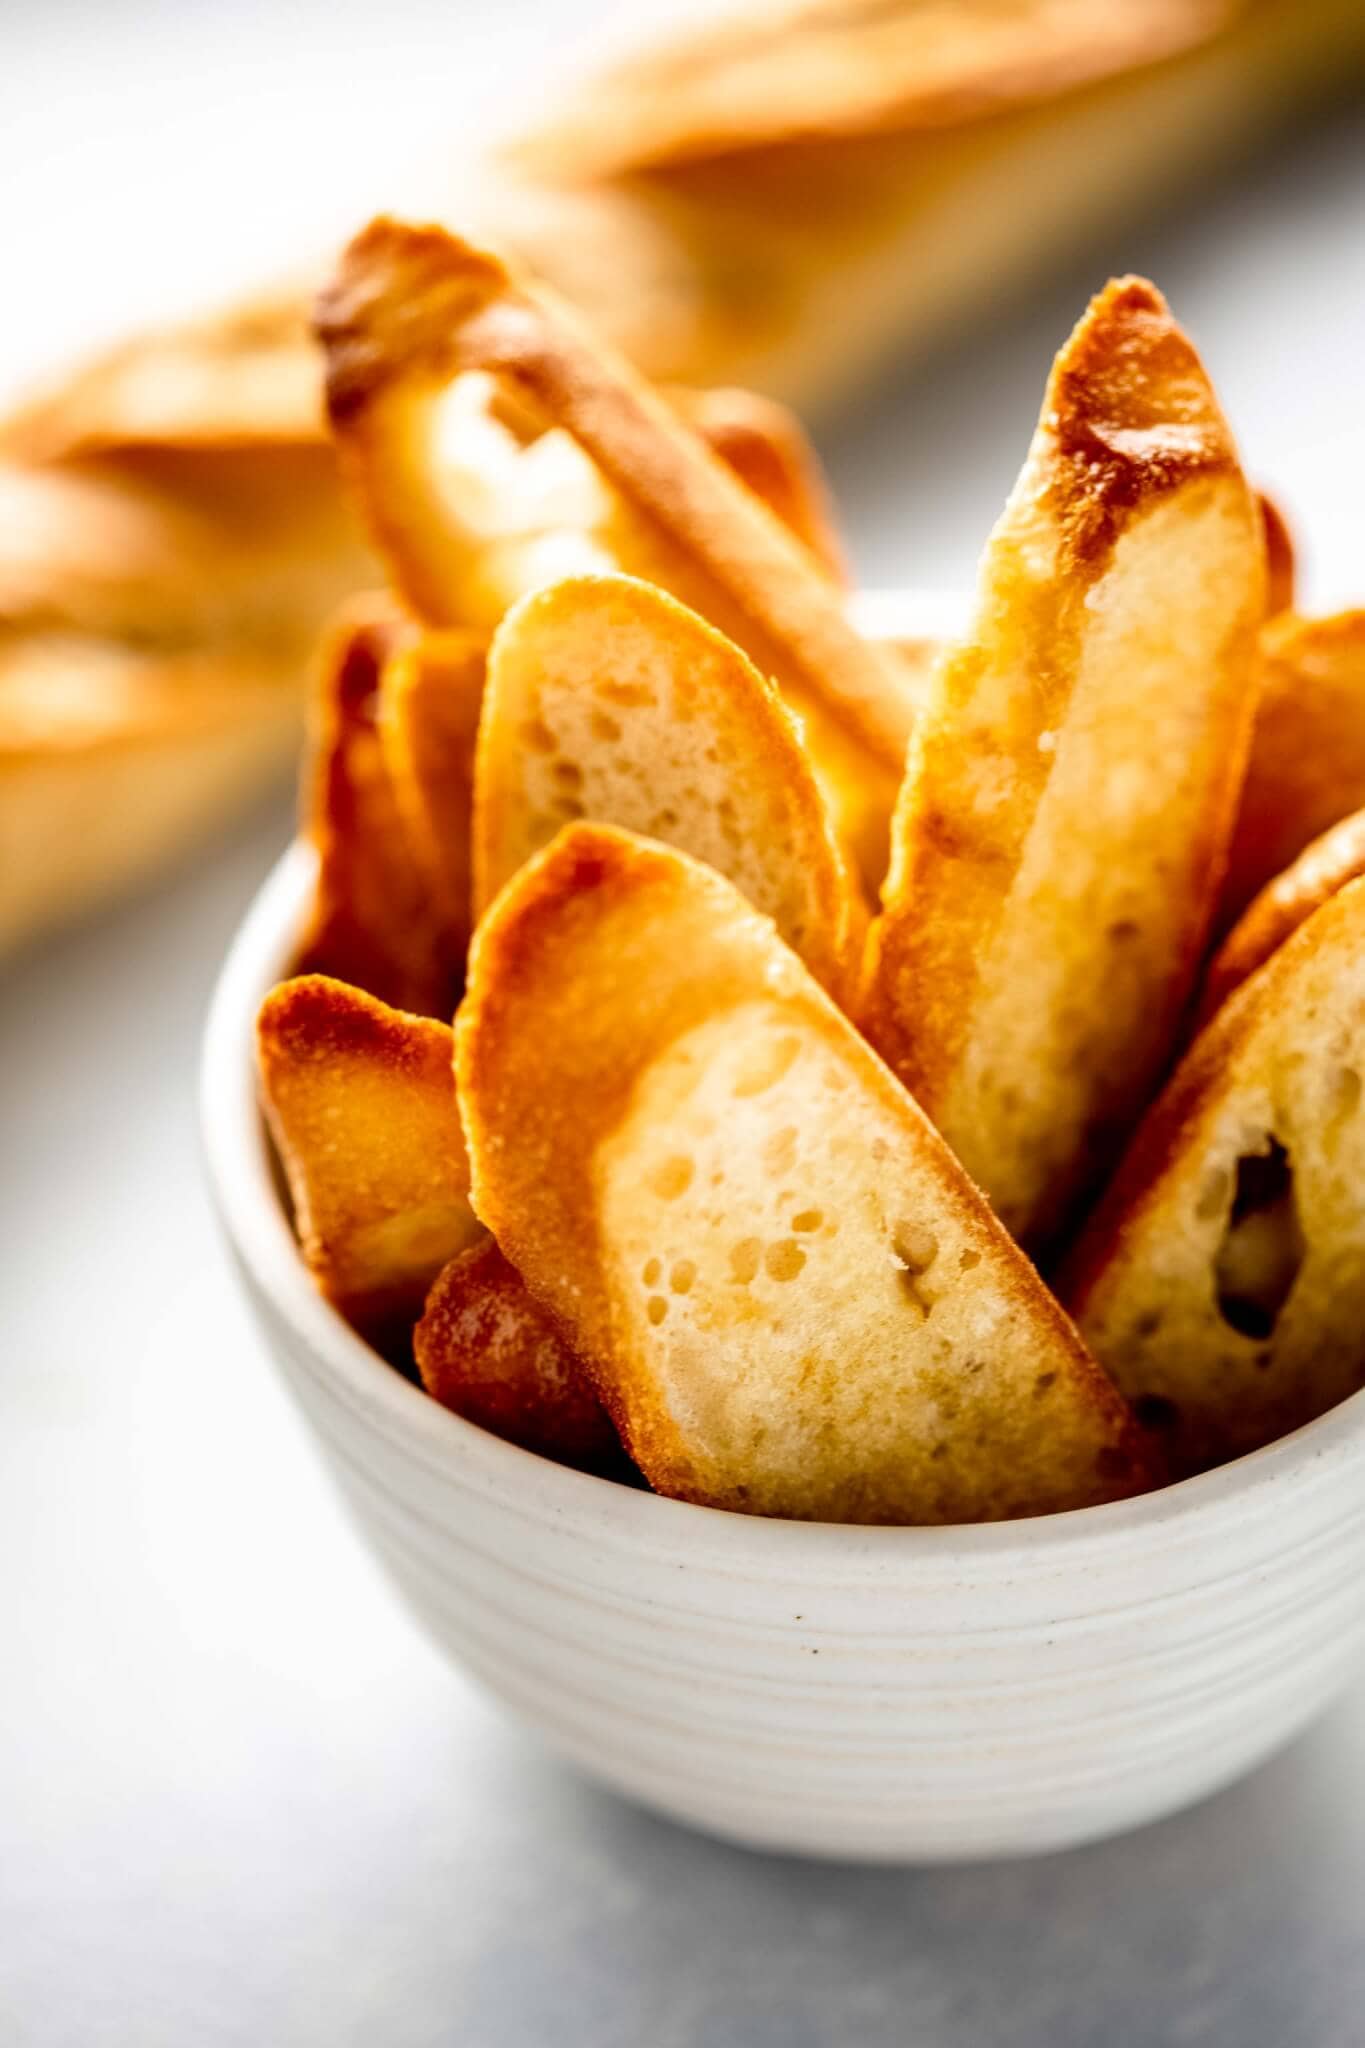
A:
201,594,1365,1863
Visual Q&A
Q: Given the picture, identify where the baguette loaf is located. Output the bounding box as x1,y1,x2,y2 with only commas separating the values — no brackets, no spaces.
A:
294,599,463,1019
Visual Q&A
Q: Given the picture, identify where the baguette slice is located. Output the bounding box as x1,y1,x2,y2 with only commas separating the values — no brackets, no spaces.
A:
667,384,848,584
1221,610,1365,925
294,597,461,1018
1199,807,1365,1027
315,218,915,887
456,821,1148,1524
415,1237,625,1476
1257,490,1295,617
1064,877,1365,1475
862,276,1263,1247
473,575,859,992
372,401,846,965
377,628,487,968
257,975,482,1340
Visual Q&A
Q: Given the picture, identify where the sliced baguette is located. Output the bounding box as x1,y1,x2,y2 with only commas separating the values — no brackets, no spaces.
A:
862,276,1263,1247
372,403,846,967
294,597,461,1018
1257,490,1295,617
666,384,848,584
314,218,916,888
1199,807,1365,1028
257,974,482,1340
415,1237,624,1476
1064,877,1365,1474
377,628,487,969
1221,610,1365,926
473,575,859,992
456,820,1147,1524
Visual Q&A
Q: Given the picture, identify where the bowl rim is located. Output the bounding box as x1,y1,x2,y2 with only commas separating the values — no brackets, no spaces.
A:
200,589,1365,1568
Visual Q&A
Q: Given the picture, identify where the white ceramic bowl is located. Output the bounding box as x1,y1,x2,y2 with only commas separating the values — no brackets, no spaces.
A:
202,596,1365,1863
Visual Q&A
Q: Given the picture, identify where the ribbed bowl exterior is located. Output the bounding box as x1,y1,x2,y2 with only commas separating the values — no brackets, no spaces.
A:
243,1264,1365,1860
205,828,1365,1865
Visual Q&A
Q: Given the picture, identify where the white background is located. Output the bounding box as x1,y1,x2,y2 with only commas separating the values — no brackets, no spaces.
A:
3,5,1365,2042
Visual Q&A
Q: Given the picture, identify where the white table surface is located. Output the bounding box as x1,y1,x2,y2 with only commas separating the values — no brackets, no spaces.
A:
4,6,1365,2042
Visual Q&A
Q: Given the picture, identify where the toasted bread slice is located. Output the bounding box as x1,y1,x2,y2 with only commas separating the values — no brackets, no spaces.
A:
862,277,1263,1247
456,821,1147,1524
1064,877,1365,1474
376,628,487,968
1200,807,1365,1028
294,597,462,1018
473,576,859,992
315,218,915,887
1221,610,1365,925
257,974,482,1340
1257,490,1295,617
415,1237,624,1475
370,392,845,965
667,384,847,584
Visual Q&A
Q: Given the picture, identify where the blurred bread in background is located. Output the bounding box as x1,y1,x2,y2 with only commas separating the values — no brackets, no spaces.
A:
4,0,1364,957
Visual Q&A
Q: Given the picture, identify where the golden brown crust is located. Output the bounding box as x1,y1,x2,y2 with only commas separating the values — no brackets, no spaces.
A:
472,575,860,993
315,217,914,887
668,384,848,583
294,596,462,1018
1257,488,1295,616
1039,276,1239,567
377,628,487,967
1221,609,1365,925
515,0,1238,179
415,1237,626,1475
861,276,1262,1245
257,973,481,1340
1199,805,1365,1027
457,820,1149,1523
